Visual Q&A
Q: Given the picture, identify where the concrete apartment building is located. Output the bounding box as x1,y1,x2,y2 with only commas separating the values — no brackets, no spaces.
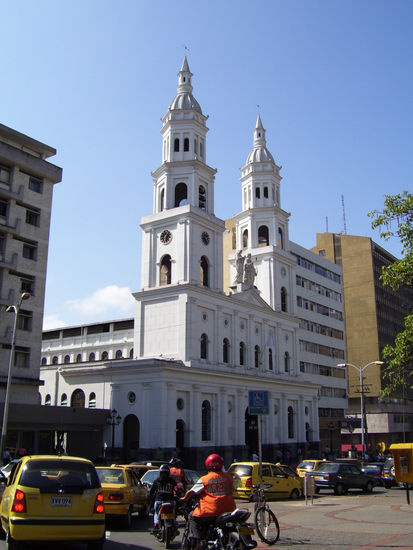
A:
312,233,413,453
0,124,62,453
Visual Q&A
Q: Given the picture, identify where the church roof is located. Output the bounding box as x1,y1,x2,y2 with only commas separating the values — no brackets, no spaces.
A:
169,56,203,114
245,115,275,164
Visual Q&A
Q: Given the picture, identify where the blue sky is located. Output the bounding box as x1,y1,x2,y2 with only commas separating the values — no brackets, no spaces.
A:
2,0,412,329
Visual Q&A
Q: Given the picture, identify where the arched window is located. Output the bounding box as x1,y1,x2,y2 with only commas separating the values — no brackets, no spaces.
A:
288,406,294,438
52,356,58,365
268,348,273,370
199,185,206,210
175,182,188,207
76,353,82,363
258,225,269,247
88,392,96,408
200,142,204,158
129,348,134,358
200,334,208,359
174,138,180,152
115,349,123,359
264,186,268,198
101,351,109,360
71,389,85,408
239,341,246,366
184,137,189,152
60,393,67,407
160,255,172,285
64,355,70,364
242,229,248,250
202,400,211,441
254,345,260,368
223,338,230,363
160,189,165,211
284,351,290,373
41,357,47,366
89,352,95,362
194,138,197,154
255,187,260,199
281,287,287,312
200,256,209,287
45,394,51,406
278,228,284,249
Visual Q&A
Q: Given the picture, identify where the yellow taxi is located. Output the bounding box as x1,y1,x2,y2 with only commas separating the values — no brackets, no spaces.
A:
111,463,158,479
0,455,105,550
227,461,302,500
96,465,148,527
296,459,327,477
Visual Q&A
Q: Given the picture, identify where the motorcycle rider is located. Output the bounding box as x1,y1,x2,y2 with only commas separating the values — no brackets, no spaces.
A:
149,464,177,533
169,457,189,492
181,453,236,549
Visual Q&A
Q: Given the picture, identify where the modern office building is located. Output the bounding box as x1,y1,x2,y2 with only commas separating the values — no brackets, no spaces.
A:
312,233,413,453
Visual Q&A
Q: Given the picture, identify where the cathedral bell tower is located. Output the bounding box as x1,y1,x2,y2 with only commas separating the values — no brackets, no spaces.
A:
139,57,225,292
230,116,296,313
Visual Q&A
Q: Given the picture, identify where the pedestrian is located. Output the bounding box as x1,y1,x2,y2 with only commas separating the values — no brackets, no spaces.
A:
2,449,10,465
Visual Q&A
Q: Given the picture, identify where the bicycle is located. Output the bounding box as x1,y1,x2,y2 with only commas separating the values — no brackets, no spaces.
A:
249,483,280,545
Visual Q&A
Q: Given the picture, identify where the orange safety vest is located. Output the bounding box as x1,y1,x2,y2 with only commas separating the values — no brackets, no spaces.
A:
170,467,185,484
192,470,236,518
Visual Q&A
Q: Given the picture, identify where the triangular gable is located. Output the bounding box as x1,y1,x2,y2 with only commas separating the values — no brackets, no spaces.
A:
229,287,274,312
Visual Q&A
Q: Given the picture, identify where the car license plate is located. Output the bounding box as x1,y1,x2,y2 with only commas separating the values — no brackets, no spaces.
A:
238,525,254,535
315,475,323,480
50,496,72,507
160,513,174,519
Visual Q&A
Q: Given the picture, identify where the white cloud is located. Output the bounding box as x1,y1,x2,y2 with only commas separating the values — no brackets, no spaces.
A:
43,315,69,330
66,285,135,317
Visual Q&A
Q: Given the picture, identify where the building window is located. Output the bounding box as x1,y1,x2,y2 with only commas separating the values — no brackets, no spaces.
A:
0,165,11,184
288,406,294,438
175,182,188,207
45,394,51,406
71,389,85,408
174,138,180,152
160,255,172,285
52,356,58,365
128,392,136,403
268,348,273,370
239,341,246,366
255,187,260,199
184,138,189,151
258,225,269,247
201,400,211,441
29,176,43,193
61,393,68,406
199,185,206,210
177,398,184,410
101,351,108,360
264,186,268,198
14,346,30,368
200,256,209,287
89,352,95,362
41,357,47,366
64,355,70,364
17,310,32,331
0,199,8,217
200,142,204,158
284,351,290,373
223,338,230,363
129,348,134,358
88,392,96,408
160,189,165,211
22,243,37,260
26,208,40,227
20,276,35,295
306,422,311,442
115,349,123,359
254,345,260,368
281,287,287,312
200,333,208,359
76,353,82,362
242,229,248,250
278,228,284,249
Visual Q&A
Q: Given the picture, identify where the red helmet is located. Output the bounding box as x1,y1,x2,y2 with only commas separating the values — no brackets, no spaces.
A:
205,453,224,471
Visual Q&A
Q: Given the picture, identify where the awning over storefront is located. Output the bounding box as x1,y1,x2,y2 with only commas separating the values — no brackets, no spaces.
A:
341,443,362,452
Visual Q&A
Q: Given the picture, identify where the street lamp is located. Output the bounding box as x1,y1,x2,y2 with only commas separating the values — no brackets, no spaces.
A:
0,292,31,460
337,361,384,463
107,409,122,457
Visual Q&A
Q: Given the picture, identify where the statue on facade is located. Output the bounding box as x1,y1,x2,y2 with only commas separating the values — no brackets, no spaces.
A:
233,250,245,285
243,253,256,287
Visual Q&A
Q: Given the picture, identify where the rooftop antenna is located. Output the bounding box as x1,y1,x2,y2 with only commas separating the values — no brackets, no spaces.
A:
326,216,329,232
341,194,347,234
183,45,190,56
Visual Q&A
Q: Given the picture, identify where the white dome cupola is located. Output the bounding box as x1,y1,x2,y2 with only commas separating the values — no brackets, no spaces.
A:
245,115,275,165
169,57,203,114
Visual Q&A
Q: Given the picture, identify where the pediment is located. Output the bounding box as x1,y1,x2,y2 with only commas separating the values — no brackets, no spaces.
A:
229,286,274,312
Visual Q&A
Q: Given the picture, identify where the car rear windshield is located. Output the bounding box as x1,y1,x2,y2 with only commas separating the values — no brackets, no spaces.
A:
20,460,100,493
315,463,340,473
227,464,253,477
97,468,126,484
298,461,316,469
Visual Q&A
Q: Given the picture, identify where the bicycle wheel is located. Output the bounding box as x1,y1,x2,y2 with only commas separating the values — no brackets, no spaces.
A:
254,506,280,545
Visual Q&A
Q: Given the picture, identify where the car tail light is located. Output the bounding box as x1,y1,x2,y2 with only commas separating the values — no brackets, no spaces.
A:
323,475,330,480
12,489,27,513
159,502,174,514
94,492,105,514
108,492,124,501
245,477,252,488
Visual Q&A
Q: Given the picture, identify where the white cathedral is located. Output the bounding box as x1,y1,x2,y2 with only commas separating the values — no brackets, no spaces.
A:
41,58,346,466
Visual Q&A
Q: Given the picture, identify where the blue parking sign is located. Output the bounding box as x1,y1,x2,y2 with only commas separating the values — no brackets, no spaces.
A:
248,390,269,415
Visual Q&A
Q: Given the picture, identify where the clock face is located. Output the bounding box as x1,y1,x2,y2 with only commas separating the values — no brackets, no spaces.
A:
201,231,210,245
160,230,172,244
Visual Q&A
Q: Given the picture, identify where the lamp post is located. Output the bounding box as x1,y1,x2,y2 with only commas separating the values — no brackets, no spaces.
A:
107,409,122,458
329,422,334,458
0,292,31,461
337,361,384,464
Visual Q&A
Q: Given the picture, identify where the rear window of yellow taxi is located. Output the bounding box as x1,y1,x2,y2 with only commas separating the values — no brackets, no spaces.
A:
1,455,105,542
296,460,326,477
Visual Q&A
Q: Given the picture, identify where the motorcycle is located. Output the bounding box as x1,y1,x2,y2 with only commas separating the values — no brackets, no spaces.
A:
153,500,179,548
181,506,257,550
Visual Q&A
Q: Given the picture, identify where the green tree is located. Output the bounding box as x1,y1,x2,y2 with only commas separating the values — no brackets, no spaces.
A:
369,191,413,395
